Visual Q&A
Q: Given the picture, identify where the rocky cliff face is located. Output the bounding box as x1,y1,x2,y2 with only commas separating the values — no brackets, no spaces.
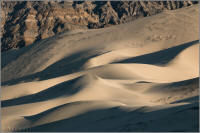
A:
1,1,198,52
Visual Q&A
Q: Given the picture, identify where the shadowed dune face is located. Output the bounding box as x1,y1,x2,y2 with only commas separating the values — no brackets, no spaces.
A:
1,5,199,132
18,102,198,132
114,40,198,65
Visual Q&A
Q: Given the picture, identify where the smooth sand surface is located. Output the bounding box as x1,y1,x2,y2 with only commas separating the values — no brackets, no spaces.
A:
1,5,199,132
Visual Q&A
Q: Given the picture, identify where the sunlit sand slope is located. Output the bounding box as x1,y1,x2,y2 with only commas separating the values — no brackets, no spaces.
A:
1,5,199,132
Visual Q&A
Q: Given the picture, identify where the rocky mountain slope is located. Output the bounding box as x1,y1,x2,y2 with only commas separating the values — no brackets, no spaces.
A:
1,5,199,131
1,1,198,52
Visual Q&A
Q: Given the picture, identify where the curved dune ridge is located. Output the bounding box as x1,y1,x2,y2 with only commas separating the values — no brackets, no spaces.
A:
1,5,199,132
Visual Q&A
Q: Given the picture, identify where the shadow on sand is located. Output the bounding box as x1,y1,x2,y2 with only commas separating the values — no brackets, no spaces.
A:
17,101,198,132
1,76,84,107
2,40,198,86
113,40,198,65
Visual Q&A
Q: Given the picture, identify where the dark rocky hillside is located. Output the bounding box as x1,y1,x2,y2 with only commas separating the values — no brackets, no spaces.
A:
1,1,198,52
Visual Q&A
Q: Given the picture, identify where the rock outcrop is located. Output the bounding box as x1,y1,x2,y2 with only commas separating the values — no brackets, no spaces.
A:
1,1,198,52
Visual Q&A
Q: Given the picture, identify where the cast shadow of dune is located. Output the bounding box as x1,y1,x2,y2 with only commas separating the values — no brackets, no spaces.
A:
2,77,198,108
1,35,58,69
2,40,198,86
171,96,199,104
113,40,198,65
18,101,199,132
1,30,85,69
2,50,104,86
145,77,199,94
1,76,85,107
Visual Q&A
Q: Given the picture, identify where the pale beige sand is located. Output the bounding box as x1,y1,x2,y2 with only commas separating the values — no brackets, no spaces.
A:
1,5,199,132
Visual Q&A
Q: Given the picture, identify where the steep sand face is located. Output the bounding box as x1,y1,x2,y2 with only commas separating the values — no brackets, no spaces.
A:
1,5,199,132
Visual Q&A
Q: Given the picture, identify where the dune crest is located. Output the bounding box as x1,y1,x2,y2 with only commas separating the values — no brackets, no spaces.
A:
1,5,199,132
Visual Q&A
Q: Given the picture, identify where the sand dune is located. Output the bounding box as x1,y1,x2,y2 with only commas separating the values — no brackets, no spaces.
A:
1,5,199,132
